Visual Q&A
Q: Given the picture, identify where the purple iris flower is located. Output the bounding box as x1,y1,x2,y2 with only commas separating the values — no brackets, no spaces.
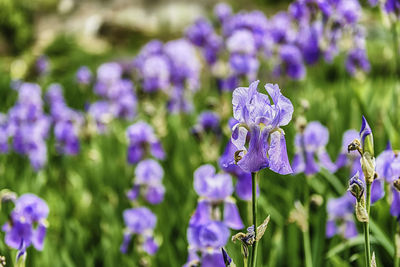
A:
222,10,268,49
7,83,50,170
345,48,370,76
231,80,293,174
192,111,221,137
76,66,92,85
385,0,400,16
336,0,361,25
87,101,113,134
269,12,295,44
95,62,123,96
186,221,229,267
292,121,337,175
128,159,165,204
164,39,201,92
191,164,244,229
326,192,358,239
274,44,306,80
297,23,321,65
185,18,222,65
126,121,165,164
141,54,171,92
121,207,158,255
2,194,49,256
214,3,232,23
46,84,83,155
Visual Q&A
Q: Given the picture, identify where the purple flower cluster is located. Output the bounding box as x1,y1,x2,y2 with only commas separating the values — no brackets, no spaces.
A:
2,194,49,258
134,39,201,113
184,1,369,83
185,164,243,267
231,81,293,174
292,121,336,175
121,121,165,256
3,83,50,170
88,62,137,132
46,84,84,155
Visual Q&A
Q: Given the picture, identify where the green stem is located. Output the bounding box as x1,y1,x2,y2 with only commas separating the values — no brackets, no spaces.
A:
394,222,399,267
303,176,313,267
250,172,258,267
364,182,372,267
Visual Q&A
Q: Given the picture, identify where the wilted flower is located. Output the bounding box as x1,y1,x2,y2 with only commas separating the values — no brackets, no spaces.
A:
2,194,49,257
126,121,165,164
292,121,336,176
231,80,293,174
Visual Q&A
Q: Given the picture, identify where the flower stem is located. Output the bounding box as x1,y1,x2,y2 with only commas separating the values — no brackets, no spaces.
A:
394,222,399,267
364,181,372,267
303,177,312,267
250,172,258,267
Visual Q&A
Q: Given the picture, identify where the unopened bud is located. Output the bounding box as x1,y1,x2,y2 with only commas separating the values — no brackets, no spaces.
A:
348,172,364,201
360,116,374,157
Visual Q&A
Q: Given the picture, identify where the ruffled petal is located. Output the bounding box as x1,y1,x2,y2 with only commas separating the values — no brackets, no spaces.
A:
268,130,292,175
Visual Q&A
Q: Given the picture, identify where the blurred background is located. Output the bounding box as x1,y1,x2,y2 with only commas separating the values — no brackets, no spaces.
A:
0,0,399,267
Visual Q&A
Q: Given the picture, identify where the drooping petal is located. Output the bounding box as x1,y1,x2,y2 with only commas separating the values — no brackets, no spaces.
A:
202,250,226,267
31,223,46,250
325,220,337,238
268,130,292,175
304,151,319,175
143,236,158,255
223,200,244,230
127,145,144,164
190,200,211,226
370,179,385,204
237,127,268,173
235,172,253,201
344,220,358,239
120,232,132,254
292,152,305,174
390,187,400,218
